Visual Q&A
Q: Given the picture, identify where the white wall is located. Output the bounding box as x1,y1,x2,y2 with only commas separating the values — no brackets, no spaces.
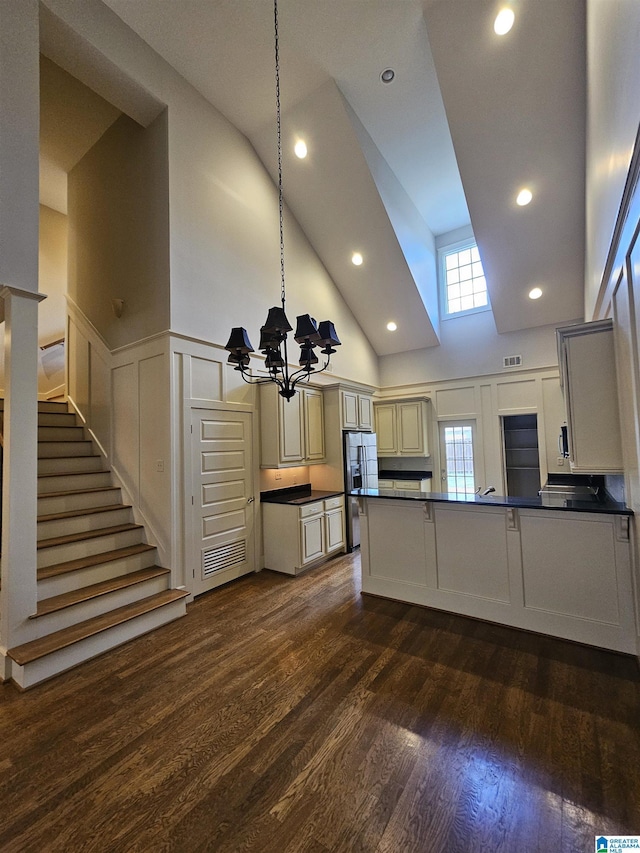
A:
379,310,571,388
585,0,640,319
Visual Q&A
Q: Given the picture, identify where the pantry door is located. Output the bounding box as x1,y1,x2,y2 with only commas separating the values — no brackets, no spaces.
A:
190,408,255,596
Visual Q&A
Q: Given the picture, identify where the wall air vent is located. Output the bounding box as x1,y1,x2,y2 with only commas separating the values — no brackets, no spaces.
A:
503,354,522,368
203,540,246,577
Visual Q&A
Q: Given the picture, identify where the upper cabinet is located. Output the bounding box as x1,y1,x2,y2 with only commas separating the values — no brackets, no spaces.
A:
374,398,431,457
557,319,623,474
341,389,373,431
260,384,325,468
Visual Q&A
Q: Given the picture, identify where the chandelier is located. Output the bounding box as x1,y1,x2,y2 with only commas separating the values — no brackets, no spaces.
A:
224,0,341,401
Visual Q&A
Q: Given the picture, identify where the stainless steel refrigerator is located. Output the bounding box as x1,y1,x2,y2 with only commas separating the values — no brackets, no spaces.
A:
343,431,378,551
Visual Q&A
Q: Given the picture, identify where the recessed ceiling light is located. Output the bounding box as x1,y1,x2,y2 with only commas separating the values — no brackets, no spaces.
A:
494,8,515,35
516,188,533,206
351,252,363,266
380,68,395,84
386,321,397,331
529,287,543,300
294,139,307,159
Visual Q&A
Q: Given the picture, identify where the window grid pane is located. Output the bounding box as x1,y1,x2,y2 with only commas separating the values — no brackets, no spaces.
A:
444,425,475,494
443,245,488,315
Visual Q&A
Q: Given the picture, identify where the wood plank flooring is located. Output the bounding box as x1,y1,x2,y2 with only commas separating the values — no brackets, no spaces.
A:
1,551,639,852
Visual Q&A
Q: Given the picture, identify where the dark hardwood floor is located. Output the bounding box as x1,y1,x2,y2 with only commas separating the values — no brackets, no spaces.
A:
1,552,639,852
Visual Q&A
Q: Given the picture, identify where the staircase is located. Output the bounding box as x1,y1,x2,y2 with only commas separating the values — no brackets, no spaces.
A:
4,401,188,689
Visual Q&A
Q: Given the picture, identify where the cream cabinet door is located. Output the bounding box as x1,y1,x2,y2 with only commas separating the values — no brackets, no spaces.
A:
303,388,325,461
375,404,398,455
341,391,360,429
358,395,373,430
325,507,345,552
300,515,324,564
398,401,428,455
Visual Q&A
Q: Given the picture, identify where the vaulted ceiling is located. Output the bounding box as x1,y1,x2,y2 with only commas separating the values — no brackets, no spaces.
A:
41,0,587,356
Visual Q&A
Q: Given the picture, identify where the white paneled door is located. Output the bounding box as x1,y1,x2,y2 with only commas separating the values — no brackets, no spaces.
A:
191,408,255,596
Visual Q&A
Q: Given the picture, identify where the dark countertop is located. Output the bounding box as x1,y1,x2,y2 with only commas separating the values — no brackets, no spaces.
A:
261,484,344,506
378,470,432,481
351,488,633,515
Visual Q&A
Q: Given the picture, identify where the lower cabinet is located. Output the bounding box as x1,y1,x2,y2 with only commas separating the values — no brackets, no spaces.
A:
263,496,345,575
378,478,431,492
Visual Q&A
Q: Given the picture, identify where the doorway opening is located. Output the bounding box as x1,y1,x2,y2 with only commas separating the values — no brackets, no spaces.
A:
502,414,541,497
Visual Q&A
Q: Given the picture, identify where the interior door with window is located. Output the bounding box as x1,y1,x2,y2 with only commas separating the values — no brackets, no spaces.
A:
190,408,255,596
439,420,477,495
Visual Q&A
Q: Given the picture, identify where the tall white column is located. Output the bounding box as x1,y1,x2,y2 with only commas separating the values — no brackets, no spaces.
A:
0,0,41,680
0,288,45,676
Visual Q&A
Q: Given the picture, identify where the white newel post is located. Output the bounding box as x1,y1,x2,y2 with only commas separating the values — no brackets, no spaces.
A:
0,0,41,679
0,289,44,677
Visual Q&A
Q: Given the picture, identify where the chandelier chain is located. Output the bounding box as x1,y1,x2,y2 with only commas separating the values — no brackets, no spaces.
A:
274,0,286,307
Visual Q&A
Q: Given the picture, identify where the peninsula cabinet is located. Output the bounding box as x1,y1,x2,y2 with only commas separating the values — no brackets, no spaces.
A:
260,384,325,468
374,398,431,457
358,496,636,654
263,495,345,575
557,319,623,474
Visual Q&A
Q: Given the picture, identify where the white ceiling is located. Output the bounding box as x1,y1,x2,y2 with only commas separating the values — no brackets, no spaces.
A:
42,0,587,355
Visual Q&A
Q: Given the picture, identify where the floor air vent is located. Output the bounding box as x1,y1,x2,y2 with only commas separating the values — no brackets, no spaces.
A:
503,354,522,368
203,540,246,576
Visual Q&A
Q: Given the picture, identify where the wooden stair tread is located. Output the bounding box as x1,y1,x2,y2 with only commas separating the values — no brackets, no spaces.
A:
8,589,189,665
38,504,132,523
38,486,120,500
37,523,142,550
38,469,109,479
32,566,171,617
37,455,101,462
38,543,156,580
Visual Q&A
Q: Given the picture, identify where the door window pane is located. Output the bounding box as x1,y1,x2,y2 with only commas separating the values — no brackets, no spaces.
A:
443,425,475,494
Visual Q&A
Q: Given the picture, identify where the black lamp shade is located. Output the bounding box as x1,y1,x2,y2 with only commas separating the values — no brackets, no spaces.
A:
265,350,285,369
317,320,340,348
299,345,319,367
259,326,282,352
294,314,320,344
225,327,254,354
263,306,293,335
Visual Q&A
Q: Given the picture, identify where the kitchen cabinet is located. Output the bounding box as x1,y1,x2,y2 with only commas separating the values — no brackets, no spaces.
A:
378,478,431,492
374,398,430,457
557,320,623,474
263,495,345,574
341,389,373,431
358,495,635,654
260,384,325,468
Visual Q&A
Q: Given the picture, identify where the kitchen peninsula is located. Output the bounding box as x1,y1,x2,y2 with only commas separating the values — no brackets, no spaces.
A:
353,488,637,654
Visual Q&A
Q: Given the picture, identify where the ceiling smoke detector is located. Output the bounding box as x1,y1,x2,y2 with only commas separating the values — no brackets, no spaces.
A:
380,68,395,84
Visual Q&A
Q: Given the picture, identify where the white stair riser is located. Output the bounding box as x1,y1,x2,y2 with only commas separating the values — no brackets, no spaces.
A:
37,402,69,414
38,456,104,475
38,489,122,515
37,413,78,427
38,426,86,442
37,507,133,541
10,600,187,690
38,550,157,598
38,472,112,494
37,528,144,568
33,575,170,635
38,441,94,458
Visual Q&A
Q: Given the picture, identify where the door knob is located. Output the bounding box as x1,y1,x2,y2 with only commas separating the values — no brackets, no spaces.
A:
247,497,255,504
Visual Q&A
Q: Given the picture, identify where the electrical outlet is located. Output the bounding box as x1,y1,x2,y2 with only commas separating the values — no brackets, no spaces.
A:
557,456,564,466
275,470,282,480
156,460,165,473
